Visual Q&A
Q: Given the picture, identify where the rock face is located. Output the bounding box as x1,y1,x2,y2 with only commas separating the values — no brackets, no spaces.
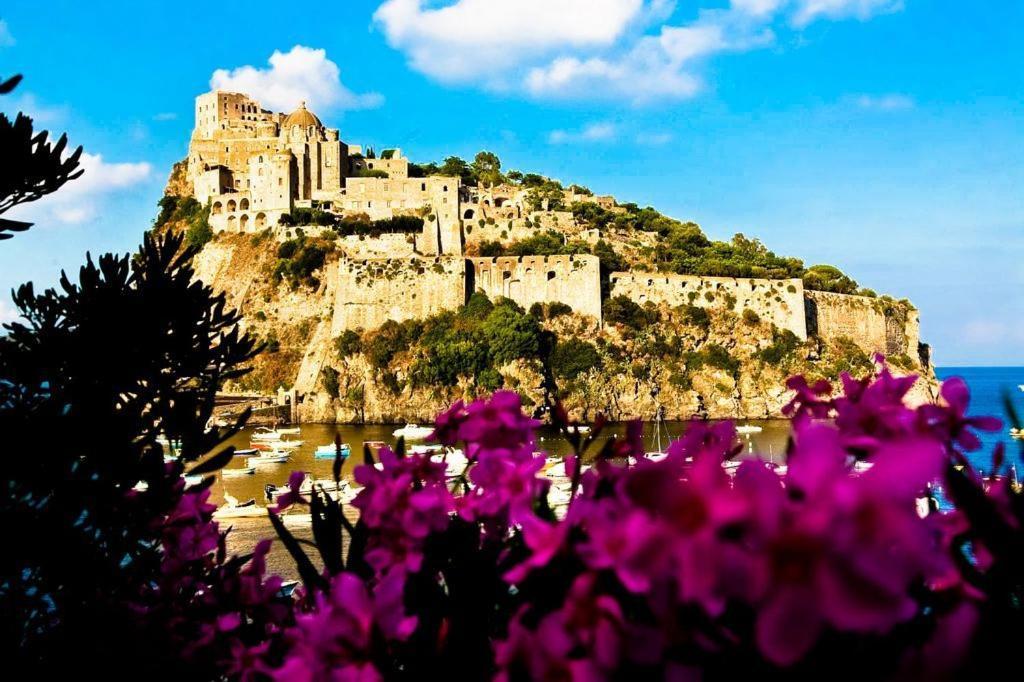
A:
189,233,937,424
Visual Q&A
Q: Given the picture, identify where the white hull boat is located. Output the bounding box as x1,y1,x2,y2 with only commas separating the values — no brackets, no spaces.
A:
223,466,256,477
393,424,435,441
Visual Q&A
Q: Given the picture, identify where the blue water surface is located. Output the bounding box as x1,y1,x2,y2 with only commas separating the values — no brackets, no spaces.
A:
936,366,1024,473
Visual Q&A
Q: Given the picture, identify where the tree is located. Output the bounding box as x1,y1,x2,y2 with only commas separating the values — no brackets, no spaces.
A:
548,338,601,380
0,74,84,240
525,181,565,212
438,156,473,183
803,264,859,294
0,229,260,674
472,151,504,186
480,304,542,366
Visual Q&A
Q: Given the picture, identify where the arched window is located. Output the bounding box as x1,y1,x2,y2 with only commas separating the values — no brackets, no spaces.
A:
463,209,475,219
227,199,237,212
239,214,249,231
255,212,266,229
240,198,250,210
212,201,223,215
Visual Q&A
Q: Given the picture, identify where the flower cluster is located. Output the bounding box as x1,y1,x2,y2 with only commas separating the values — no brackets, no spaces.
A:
140,364,1020,680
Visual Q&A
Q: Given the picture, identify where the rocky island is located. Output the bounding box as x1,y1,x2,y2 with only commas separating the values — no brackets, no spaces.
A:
156,89,932,423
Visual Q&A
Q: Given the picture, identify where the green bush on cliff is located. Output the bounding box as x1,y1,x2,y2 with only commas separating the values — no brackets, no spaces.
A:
548,338,601,380
363,320,415,371
604,295,657,330
803,264,859,294
756,329,802,366
273,237,332,288
335,330,362,358
321,366,340,399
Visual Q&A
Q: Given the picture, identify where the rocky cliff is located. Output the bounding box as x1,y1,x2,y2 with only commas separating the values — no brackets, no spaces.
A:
184,231,936,423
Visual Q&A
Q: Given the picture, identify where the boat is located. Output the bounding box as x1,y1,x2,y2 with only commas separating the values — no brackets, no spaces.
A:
183,474,204,486
430,449,469,476
267,439,303,449
736,425,763,436
222,466,255,477
392,424,435,441
277,427,301,435
410,444,443,454
546,461,590,479
234,448,259,457
252,428,283,441
567,424,591,435
248,452,290,466
214,494,264,519
314,443,352,459
1011,427,1024,441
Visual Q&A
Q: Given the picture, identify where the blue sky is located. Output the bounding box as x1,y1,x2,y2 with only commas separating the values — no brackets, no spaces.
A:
0,0,1021,365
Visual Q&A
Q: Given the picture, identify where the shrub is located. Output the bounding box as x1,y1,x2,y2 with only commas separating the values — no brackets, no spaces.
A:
604,295,656,329
363,320,412,370
335,329,362,358
548,338,601,380
321,366,341,398
476,368,504,391
742,308,761,325
757,329,801,366
354,169,389,178
681,304,711,330
547,301,573,319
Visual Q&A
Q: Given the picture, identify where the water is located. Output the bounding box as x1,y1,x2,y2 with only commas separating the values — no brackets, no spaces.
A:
935,366,1024,473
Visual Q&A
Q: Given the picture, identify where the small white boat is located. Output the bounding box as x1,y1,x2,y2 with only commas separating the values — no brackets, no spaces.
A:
277,427,301,435
267,439,303,449
252,428,283,441
248,452,290,466
183,474,204,486
393,424,435,441
1011,428,1024,441
410,444,443,454
567,424,592,435
431,449,470,476
736,425,763,436
546,461,590,479
645,451,668,462
222,466,256,477
214,495,264,519
315,443,351,459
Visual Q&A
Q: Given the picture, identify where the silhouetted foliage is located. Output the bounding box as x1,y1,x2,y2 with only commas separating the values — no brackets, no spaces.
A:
0,74,83,240
0,230,260,674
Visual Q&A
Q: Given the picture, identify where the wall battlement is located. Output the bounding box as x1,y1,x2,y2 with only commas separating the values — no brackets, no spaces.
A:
609,272,808,340
469,255,602,322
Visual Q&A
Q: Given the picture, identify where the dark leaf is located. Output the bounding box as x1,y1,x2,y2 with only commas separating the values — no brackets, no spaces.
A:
187,445,236,476
268,510,327,592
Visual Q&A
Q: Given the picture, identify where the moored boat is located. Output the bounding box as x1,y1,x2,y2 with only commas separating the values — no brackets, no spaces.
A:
393,424,435,441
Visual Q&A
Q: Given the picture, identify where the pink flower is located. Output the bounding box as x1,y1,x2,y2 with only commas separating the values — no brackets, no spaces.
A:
273,571,416,681
918,376,1002,452
352,448,452,573
745,422,951,666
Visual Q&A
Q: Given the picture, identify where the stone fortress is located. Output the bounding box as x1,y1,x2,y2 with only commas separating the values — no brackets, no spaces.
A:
183,89,925,370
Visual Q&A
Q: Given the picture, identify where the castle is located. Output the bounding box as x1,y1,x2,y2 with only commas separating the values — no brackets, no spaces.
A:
183,89,925,369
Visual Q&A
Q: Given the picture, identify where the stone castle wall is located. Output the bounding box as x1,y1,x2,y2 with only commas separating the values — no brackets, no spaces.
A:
609,272,808,340
468,255,603,322
805,291,921,362
331,256,467,334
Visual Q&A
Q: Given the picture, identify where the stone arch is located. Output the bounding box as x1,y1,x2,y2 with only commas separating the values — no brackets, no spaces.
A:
495,198,507,207
255,212,267,229
227,215,237,231
463,208,475,219
227,199,237,212
240,198,250,210
212,201,223,215
239,214,250,231
547,271,557,281
508,279,522,300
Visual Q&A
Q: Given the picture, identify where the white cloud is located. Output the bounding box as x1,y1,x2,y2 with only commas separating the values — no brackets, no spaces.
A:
548,122,618,144
0,297,18,327
10,152,152,225
153,112,177,121
210,46,383,114
374,0,647,82
792,0,903,27
852,93,914,110
636,131,674,145
4,92,69,125
373,1,904,104
0,20,14,47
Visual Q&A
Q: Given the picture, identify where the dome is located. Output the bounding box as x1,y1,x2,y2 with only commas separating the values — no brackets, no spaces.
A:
282,101,322,130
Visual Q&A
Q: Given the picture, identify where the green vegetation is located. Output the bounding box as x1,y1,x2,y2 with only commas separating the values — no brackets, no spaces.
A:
153,195,213,249
756,329,802,366
742,308,761,325
548,338,601,380
335,329,362,358
354,169,389,178
321,366,341,399
272,236,332,288
604,295,658,330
